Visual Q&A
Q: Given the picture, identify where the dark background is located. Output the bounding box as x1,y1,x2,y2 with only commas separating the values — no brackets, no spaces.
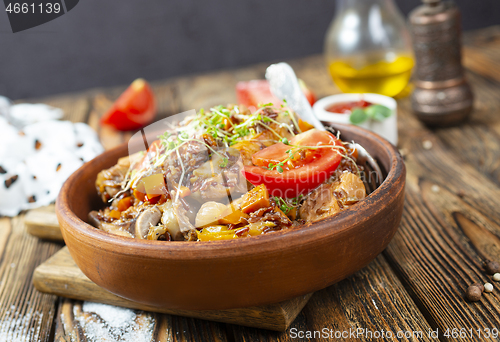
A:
0,0,498,100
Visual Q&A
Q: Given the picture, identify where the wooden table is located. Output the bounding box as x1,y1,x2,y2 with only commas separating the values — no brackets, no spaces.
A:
2,26,500,341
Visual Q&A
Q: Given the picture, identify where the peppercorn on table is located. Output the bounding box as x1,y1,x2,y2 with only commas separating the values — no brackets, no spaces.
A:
2,26,500,341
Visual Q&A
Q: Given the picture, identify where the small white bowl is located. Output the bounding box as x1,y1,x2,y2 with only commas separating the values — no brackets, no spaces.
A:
313,93,398,145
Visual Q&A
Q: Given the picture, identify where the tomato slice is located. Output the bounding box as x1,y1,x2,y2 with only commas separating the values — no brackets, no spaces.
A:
100,78,156,131
236,79,316,111
242,129,343,197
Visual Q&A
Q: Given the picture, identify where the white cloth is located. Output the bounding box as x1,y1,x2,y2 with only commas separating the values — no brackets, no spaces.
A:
0,97,103,216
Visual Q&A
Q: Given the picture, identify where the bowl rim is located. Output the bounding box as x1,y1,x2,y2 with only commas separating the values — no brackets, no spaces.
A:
57,123,405,260
313,93,397,114
313,93,397,123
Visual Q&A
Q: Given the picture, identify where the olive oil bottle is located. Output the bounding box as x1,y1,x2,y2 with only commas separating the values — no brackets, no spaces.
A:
324,0,413,97
328,56,414,97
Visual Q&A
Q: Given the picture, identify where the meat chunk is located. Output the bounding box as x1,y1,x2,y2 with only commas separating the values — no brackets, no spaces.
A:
190,148,247,202
299,183,341,223
335,172,366,205
88,210,135,238
95,153,143,202
95,157,130,202
231,141,264,166
299,172,366,223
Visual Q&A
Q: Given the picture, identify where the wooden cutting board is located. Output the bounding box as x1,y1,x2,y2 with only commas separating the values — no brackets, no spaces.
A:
28,208,312,331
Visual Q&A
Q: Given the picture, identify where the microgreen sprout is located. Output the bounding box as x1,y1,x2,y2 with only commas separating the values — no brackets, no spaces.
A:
219,156,229,168
119,104,331,202
273,194,303,214
267,161,285,173
264,142,360,176
274,196,292,213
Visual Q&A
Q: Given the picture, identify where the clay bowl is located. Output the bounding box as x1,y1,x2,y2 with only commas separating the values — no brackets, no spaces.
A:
56,123,405,310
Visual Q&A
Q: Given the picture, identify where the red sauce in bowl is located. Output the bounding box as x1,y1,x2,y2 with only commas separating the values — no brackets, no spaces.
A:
326,100,373,114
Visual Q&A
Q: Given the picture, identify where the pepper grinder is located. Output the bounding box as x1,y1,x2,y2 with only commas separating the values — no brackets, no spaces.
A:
409,0,473,126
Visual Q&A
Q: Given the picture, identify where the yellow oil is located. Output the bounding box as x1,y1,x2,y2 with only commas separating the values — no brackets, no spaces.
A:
328,56,414,97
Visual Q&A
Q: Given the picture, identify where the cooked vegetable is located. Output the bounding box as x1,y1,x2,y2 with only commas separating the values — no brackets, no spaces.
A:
117,196,133,212
160,200,182,240
238,184,270,214
197,221,276,241
91,103,370,242
243,129,345,197
218,207,250,225
195,201,227,227
135,207,161,239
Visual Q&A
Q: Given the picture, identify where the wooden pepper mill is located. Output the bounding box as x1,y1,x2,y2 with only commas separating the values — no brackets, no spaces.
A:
409,0,473,126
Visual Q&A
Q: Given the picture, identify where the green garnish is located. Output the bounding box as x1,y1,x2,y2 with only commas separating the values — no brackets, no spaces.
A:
219,157,229,168
273,195,304,214
273,196,293,214
349,104,392,125
365,104,391,121
349,108,368,125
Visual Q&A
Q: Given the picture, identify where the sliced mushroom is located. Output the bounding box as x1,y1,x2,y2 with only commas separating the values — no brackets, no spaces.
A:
135,207,161,239
88,211,103,229
159,200,182,240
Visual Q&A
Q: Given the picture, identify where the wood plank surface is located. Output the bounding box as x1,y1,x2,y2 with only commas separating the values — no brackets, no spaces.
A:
379,28,500,341
33,247,312,332
0,215,61,342
25,209,63,242
46,58,435,341
0,94,91,341
232,255,434,342
5,25,500,341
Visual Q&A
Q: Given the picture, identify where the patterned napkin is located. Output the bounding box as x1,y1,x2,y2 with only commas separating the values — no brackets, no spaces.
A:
0,96,103,216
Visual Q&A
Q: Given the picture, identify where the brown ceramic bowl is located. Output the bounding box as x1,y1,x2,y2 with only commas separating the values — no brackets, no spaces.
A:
56,123,405,310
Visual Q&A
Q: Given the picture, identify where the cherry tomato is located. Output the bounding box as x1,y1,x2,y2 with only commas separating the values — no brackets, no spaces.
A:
236,79,316,111
100,78,156,131
242,129,343,197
